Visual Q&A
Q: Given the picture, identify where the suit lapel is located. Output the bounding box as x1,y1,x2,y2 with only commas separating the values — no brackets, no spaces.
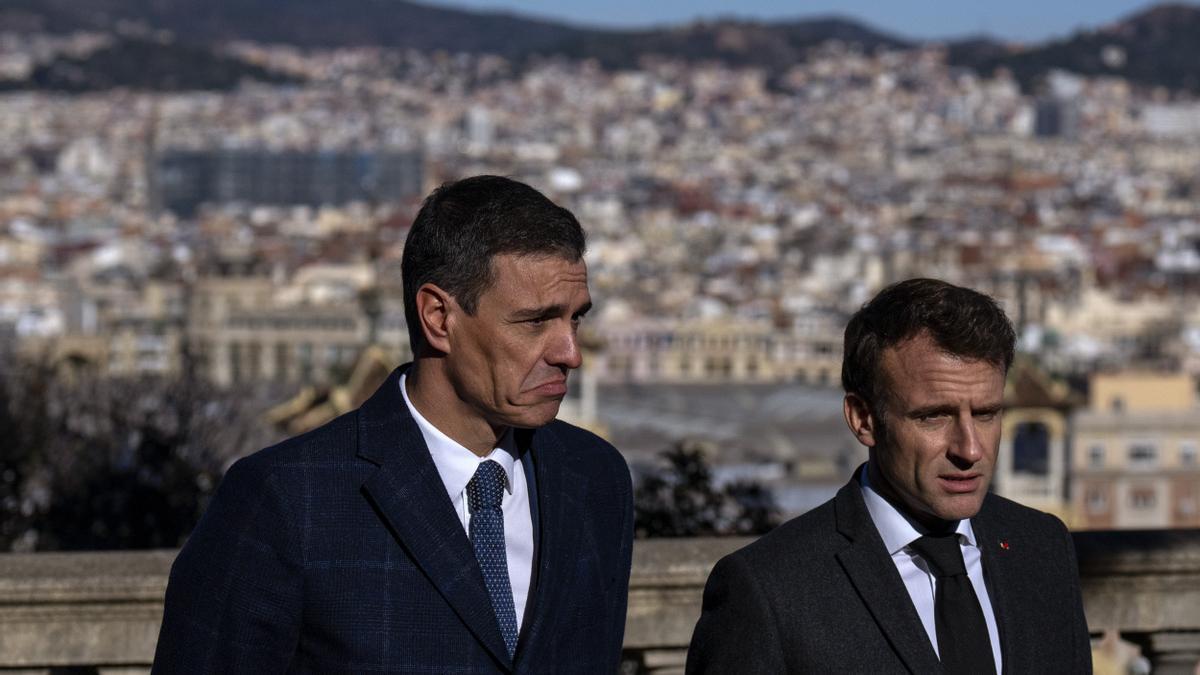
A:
356,367,513,671
972,499,1017,675
833,475,943,675
512,425,587,665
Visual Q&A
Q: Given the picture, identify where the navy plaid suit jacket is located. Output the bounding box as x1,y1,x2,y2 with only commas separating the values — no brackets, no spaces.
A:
153,365,634,674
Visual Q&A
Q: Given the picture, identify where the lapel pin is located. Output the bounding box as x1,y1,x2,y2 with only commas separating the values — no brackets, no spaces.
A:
999,540,1010,550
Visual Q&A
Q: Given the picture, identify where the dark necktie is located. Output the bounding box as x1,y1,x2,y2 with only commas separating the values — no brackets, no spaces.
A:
466,460,519,658
908,533,996,675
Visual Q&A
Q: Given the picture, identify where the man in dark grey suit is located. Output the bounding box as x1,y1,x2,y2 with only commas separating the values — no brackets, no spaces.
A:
688,278,1091,674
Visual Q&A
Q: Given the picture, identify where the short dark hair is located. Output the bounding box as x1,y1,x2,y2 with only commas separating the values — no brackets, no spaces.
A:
401,175,587,352
841,278,1015,417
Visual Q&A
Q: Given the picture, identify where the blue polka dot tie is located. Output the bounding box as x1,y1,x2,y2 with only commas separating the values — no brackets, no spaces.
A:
467,460,519,658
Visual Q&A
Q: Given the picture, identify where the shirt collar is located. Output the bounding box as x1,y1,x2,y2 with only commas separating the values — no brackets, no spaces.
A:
400,373,518,499
859,464,977,554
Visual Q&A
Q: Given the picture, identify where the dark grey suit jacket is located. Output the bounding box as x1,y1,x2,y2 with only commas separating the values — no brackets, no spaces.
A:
154,365,633,674
687,470,1092,674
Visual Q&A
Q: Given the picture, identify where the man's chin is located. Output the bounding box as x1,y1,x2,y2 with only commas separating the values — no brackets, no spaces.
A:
502,403,564,429
932,494,986,523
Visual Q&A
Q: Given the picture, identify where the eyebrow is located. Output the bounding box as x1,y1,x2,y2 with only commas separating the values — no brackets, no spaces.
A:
509,301,592,321
906,403,1004,418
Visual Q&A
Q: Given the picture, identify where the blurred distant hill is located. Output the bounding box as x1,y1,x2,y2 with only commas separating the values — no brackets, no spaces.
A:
0,0,909,63
946,3,1200,92
0,0,596,54
0,37,298,92
1,0,1197,92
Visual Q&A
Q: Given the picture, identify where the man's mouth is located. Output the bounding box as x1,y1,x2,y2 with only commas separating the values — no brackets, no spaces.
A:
528,379,567,396
938,473,982,493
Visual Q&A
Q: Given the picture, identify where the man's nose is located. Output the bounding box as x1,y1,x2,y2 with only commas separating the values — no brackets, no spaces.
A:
948,414,984,464
547,323,583,370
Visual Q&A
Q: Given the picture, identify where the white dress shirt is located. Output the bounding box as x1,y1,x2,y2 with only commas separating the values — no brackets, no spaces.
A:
400,373,534,631
859,465,1002,673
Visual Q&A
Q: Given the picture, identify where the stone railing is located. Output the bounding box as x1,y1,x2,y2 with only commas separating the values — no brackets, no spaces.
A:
0,549,176,673
1073,530,1200,675
1,532,1198,674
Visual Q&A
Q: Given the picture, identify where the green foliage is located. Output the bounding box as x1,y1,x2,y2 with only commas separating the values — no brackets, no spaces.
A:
634,440,780,538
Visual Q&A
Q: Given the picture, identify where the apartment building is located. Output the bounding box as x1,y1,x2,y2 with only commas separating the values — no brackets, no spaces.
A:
594,315,843,386
1072,372,1200,529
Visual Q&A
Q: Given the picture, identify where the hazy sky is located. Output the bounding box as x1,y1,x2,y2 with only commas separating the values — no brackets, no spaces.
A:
423,0,1195,43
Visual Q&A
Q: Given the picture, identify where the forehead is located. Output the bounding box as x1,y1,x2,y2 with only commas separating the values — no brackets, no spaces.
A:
879,335,1005,406
485,253,588,299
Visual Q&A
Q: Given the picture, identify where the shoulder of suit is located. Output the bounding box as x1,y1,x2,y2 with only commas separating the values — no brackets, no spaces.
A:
539,419,629,476
541,417,608,443
722,497,840,568
228,407,361,476
979,492,1066,534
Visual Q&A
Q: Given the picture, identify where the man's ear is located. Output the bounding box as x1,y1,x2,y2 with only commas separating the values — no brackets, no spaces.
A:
415,283,454,354
843,393,879,448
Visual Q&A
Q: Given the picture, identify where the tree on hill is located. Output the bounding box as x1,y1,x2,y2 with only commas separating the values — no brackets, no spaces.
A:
634,439,780,538
0,354,273,551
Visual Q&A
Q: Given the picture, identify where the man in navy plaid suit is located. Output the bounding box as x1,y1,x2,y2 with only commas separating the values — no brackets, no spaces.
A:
154,176,634,674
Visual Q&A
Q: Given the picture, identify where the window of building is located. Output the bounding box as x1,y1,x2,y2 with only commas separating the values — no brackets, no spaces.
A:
298,342,313,380
1088,444,1105,469
275,342,289,381
1086,488,1107,514
1128,443,1158,469
1181,442,1198,467
1130,488,1157,510
1012,422,1050,475
194,341,210,371
248,342,262,379
229,342,242,385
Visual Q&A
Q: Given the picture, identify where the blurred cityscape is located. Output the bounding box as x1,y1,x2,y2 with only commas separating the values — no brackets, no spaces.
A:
3,1,1200,555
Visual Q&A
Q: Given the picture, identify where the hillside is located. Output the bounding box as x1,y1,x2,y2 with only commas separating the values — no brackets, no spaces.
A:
946,3,1200,92
0,0,1196,92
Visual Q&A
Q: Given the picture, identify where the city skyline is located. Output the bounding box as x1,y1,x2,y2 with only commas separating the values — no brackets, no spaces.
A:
3,5,1200,548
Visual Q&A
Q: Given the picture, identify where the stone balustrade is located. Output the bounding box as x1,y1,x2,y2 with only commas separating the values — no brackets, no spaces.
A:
0,532,1197,674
